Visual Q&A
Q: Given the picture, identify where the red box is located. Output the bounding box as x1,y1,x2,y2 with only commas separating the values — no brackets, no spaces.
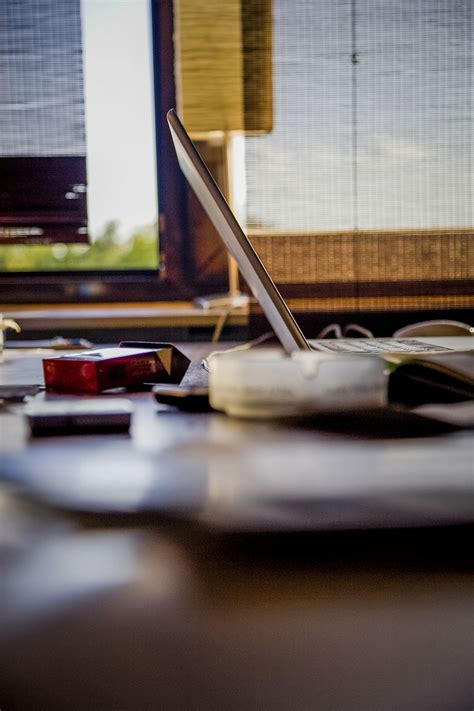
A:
43,346,190,394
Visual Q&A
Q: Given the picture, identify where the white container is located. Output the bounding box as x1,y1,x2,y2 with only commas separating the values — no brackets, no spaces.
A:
208,349,388,418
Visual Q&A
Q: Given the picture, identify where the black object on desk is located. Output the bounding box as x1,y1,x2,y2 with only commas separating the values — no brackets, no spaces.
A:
120,341,191,383
26,398,133,436
389,365,474,405
152,384,211,411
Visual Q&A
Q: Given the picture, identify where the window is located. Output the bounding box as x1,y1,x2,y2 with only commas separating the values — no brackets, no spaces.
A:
0,0,192,303
2,0,472,316
171,0,472,324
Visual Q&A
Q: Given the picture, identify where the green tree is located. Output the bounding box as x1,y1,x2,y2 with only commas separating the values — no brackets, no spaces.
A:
0,221,159,272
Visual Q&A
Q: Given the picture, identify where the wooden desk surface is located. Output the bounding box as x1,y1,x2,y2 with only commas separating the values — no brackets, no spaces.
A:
0,346,472,710
0,302,248,330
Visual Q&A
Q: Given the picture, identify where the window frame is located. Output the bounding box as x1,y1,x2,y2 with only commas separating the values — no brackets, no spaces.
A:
0,0,196,305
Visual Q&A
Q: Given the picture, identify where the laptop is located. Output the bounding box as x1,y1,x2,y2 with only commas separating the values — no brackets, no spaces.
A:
167,109,472,357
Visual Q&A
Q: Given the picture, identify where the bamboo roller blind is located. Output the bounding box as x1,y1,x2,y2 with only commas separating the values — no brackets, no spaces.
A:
174,0,473,309
174,0,272,134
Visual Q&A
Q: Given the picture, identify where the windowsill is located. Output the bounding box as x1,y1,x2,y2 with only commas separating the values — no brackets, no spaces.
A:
1,301,249,331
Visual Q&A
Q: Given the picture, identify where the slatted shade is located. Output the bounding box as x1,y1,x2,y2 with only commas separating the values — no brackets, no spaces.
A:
174,0,273,135
0,0,88,245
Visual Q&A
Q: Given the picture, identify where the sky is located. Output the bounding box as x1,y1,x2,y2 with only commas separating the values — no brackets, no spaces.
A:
81,0,158,239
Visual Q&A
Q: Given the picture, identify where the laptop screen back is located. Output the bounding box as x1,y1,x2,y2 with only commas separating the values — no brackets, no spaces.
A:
167,109,310,354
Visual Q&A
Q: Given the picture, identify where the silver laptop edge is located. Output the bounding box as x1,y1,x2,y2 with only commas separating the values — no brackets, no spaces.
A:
168,109,310,354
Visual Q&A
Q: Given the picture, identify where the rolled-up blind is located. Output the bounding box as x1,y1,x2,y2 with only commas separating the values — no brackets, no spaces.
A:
174,0,273,135
0,0,88,244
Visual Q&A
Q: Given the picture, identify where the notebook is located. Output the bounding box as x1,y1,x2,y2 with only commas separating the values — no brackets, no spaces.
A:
167,109,472,358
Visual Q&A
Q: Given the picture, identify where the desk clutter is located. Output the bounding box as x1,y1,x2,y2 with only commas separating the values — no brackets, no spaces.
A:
0,341,473,532
205,348,474,427
34,340,474,427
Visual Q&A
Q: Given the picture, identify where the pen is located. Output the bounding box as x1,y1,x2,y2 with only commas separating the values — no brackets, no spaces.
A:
6,337,93,350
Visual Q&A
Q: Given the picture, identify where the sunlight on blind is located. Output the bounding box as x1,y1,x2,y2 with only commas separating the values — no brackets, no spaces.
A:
244,0,472,233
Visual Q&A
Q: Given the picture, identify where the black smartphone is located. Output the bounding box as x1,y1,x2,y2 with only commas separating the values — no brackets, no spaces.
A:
26,398,133,436
152,384,210,411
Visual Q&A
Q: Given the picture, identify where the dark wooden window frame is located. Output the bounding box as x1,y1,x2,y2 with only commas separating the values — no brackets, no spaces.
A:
0,0,198,305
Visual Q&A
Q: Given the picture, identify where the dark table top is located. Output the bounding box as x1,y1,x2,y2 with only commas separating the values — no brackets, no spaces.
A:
0,345,473,711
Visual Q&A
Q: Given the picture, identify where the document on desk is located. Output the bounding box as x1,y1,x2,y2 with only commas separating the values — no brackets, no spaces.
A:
208,350,388,418
387,350,474,404
387,350,474,382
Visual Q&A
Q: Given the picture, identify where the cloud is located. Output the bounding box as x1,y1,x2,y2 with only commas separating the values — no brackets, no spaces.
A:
367,135,433,160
